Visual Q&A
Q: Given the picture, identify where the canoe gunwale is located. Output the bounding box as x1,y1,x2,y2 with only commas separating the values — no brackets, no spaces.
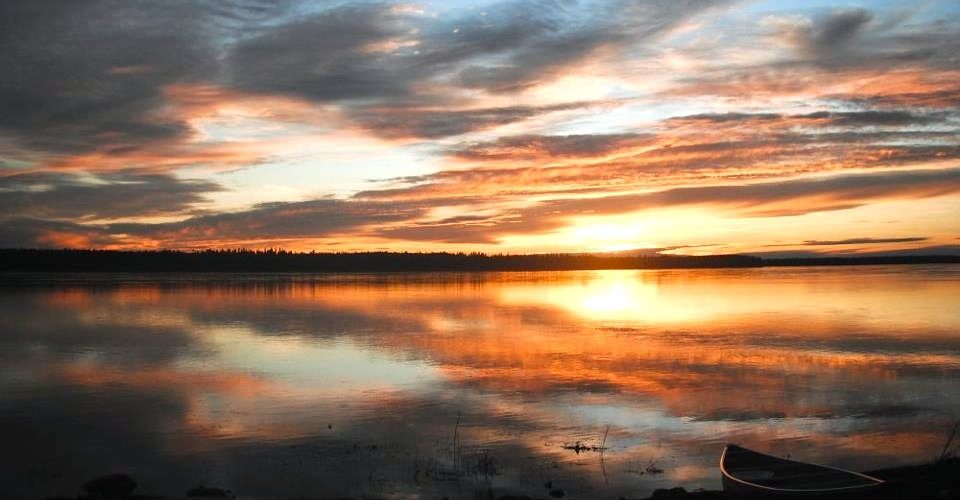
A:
719,445,885,494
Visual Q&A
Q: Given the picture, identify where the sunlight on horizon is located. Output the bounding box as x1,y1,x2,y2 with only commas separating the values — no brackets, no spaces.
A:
1,0,957,255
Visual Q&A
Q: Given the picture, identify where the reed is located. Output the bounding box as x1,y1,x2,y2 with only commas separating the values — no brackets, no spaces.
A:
937,421,959,462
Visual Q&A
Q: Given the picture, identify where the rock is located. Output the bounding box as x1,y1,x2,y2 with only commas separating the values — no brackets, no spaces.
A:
82,474,137,498
651,487,687,498
548,488,565,498
186,485,232,497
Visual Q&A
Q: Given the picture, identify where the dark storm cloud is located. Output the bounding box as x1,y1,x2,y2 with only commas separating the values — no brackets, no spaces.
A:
0,171,221,220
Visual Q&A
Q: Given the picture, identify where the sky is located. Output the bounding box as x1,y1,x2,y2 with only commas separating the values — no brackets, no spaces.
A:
0,0,958,256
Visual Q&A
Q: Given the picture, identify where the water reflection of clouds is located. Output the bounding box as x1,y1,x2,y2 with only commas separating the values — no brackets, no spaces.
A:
1,267,958,498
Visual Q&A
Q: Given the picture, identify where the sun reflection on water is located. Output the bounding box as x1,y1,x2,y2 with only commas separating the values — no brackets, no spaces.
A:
1,266,958,499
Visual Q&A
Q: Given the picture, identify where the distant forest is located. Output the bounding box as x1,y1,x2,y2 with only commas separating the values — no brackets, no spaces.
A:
0,249,957,273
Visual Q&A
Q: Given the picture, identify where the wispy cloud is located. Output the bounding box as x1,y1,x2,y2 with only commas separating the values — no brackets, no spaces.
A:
802,237,929,246
1,0,958,253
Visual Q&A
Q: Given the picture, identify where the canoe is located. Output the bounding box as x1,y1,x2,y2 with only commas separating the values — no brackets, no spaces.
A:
720,444,885,497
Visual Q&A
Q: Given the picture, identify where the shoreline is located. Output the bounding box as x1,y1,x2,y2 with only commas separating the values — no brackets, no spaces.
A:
1,248,958,274
44,457,960,500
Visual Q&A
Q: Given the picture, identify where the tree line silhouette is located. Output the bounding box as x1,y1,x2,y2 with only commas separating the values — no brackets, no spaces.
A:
0,248,956,273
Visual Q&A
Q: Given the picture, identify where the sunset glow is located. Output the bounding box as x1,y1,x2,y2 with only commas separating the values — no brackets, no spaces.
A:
1,1,958,256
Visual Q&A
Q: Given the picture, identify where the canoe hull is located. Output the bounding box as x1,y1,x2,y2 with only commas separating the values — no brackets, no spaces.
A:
720,445,885,498
721,474,880,498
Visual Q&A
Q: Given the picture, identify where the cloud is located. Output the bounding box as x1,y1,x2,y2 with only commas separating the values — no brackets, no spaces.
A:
0,1,319,168
0,190,472,249
355,107,959,203
106,197,436,247
0,0,732,163
225,2,415,102
806,8,874,53
767,6,958,70
15,168,954,249
448,0,732,92
0,171,221,221
349,101,611,139
750,244,960,259
227,0,729,100
668,5,960,105
529,167,960,218
802,237,929,246
0,218,117,248
1,1,957,252
666,110,948,127
373,168,960,243
0,0,223,156
222,0,728,138
449,133,654,160
0,185,436,249
759,236,932,250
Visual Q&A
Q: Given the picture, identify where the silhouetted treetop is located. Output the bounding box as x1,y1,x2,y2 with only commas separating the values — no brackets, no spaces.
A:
0,249,955,273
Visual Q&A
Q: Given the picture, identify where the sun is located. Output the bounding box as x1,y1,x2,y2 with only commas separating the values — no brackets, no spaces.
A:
567,221,653,253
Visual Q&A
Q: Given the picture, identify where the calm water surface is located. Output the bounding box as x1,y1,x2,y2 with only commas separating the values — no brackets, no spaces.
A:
1,266,959,499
